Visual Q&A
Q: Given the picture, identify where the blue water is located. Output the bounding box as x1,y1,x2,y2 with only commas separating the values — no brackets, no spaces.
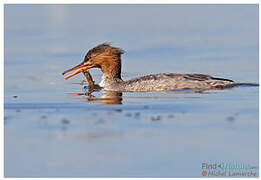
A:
4,4,259,177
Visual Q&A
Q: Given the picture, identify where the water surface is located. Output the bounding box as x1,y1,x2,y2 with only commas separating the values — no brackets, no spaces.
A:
4,4,259,177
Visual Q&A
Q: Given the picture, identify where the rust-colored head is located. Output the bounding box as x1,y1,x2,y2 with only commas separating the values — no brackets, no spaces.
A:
62,43,124,79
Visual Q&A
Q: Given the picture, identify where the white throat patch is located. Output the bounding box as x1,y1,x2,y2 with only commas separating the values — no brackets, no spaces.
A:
99,74,107,87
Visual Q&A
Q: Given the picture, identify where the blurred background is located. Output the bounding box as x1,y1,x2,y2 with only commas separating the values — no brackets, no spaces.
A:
5,4,258,92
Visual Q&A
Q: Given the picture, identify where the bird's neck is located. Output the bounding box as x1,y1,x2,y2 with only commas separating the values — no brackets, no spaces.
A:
99,55,123,87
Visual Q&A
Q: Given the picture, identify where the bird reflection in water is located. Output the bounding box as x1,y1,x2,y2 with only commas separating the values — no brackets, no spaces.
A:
68,70,122,104
69,91,123,105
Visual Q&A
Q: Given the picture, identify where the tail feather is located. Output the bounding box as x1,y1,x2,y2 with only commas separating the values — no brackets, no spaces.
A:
213,83,259,89
212,77,234,82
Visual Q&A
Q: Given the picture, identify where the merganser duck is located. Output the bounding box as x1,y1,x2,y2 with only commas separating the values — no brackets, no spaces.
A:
62,43,239,92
